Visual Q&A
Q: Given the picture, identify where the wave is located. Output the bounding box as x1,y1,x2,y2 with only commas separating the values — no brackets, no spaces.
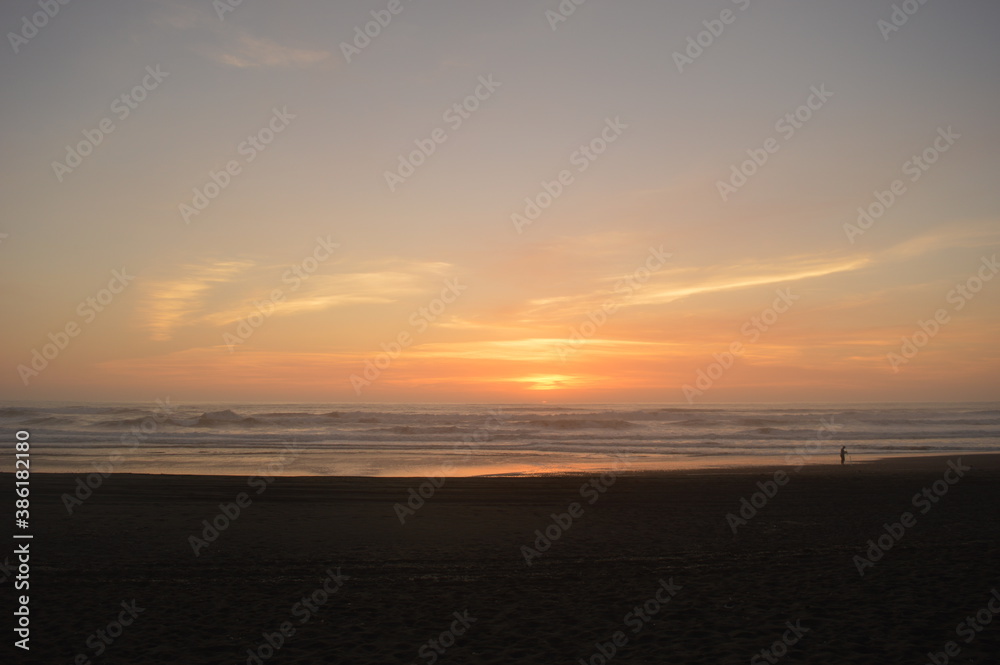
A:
674,418,713,427
180,409,260,428
527,419,634,430
6,403,999,462
737,418,785,427
33,405,149,415
22,416,75,426
93,416,158,428
382,425,464,435
858,418,1000,427
0,407,39,418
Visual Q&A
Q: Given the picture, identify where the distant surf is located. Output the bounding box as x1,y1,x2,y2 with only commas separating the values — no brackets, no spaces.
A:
2,402,998,477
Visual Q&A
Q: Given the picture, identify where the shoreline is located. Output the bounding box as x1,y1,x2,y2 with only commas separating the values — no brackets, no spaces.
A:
16,451,1000,480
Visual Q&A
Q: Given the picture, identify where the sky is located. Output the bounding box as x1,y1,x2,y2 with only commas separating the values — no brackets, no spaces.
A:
1,0,999,404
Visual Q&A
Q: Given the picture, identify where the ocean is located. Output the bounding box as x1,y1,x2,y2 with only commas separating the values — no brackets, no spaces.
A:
3,402,998,477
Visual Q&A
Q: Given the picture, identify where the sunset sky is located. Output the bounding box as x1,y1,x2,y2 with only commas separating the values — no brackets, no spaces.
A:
2,0,999,403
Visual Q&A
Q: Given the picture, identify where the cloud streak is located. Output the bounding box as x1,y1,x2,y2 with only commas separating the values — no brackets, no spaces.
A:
152,1,334,69
140,260,255,342
140,257,455,339
211,33,333,69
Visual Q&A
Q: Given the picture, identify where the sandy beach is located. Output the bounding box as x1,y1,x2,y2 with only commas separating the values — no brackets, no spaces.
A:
20,454,1000,663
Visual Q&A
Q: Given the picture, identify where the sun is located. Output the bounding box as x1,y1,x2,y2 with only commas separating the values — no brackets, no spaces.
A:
513,374,583,391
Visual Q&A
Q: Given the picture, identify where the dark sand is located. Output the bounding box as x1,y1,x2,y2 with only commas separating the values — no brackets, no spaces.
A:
17,455,1000,663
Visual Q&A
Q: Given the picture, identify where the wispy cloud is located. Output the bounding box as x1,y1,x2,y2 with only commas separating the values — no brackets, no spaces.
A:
406,337,679,363
211,33,333,69
626,255,869,307
879,220,1000,262
140,260,255,341
518,252,867,325
151,2,334,69
200,261,450,327
515,223,1000,326
140,257,454,338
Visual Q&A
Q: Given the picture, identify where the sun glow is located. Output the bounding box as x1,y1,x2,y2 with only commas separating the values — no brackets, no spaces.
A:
514,374,583,391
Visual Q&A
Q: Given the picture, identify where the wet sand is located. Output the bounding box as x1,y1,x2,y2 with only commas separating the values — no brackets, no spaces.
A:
19,454,1000,663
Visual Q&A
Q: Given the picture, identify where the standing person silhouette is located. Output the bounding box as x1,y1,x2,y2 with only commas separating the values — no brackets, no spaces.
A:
840,446,847,465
